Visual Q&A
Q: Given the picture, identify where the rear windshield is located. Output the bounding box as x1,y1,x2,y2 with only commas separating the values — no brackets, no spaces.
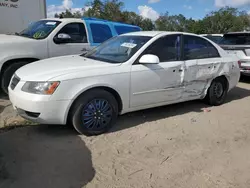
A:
115,25,141,35
220,33,250,45
204,36,223,44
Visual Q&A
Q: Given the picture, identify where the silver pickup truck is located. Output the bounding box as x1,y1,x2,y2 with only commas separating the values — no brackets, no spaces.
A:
220,32,250,76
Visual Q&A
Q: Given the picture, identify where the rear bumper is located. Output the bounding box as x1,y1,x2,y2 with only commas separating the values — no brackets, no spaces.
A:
239,60,250,76
240,69,250,76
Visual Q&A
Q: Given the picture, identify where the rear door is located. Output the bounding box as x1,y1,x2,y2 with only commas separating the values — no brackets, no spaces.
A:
182,34,223,99
88,23,113,46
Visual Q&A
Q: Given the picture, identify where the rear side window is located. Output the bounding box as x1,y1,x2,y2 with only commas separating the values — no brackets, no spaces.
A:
115,25,141,35
220,33,250,45
90,23,113,43
184,35,220,60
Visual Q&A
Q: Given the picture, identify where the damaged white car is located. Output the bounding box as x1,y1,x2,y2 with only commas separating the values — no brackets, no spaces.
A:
9,31,240,135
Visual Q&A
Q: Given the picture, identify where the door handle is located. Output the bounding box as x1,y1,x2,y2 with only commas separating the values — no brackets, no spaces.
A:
179,69,183,72
81,48,87,52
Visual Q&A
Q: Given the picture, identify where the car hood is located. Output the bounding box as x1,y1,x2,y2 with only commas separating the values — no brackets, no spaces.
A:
0,34,34,44
15,55,121,81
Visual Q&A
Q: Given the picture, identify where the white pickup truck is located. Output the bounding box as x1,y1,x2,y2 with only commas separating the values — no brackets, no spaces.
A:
0,17,141,93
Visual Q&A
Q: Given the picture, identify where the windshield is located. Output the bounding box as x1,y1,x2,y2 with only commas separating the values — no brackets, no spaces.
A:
204,36,223,44
18,20,61,39
83,35,152,63
220,33,250,45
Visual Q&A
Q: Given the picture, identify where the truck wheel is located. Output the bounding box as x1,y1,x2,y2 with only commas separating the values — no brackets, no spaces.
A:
204,77,228,106
1,62,27,94
71,89,118,136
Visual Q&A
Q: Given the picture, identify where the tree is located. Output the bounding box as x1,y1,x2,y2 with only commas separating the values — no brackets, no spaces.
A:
196,7,250,34
121,11,155,30
54,1,250,34
83,0,104,18
102,0,124,21
55,0,154,31
55,9,83,18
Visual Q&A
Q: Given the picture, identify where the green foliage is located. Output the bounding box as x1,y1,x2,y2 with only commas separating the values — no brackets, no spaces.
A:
55,9,82,18
54,0,154,30
55,1,250,34
200,7,250,34
155,7,250,34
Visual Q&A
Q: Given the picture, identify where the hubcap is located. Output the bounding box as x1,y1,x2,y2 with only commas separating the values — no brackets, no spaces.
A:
213,82,224,98
82,99,112,130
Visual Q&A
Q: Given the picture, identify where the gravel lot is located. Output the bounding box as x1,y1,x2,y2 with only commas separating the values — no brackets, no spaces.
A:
1,80,250,188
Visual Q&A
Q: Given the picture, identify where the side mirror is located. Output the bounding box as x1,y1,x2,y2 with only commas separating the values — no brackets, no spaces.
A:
139,54,160,64
54,33,71,44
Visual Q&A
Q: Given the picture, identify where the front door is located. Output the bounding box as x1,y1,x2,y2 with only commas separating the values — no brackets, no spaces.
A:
130,34,185,107
48,22,90,57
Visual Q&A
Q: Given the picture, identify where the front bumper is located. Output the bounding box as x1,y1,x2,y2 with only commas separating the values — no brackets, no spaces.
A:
8,81,72,125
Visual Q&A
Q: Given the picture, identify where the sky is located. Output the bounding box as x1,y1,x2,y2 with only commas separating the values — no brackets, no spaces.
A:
46,0,250,20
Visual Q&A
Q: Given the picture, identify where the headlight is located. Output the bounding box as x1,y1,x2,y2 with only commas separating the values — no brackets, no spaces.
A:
21,81,60,95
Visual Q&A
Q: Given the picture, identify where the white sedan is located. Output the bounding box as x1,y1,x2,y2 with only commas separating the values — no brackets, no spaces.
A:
8,31,240,135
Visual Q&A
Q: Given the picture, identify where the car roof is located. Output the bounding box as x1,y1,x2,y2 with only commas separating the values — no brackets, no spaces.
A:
82,17,141,28
41,18,82,22
225,31,250,35
40,18,141,29
121,31,203,37
200,34,223,37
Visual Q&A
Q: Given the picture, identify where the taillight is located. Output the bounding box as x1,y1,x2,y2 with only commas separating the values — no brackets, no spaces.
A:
238,61,242,67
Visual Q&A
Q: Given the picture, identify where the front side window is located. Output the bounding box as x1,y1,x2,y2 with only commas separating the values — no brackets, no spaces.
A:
184,35,220,60
144,35,181,62
90,23,113,43
18,20,61,39
58,23,87,43
83,35,151,63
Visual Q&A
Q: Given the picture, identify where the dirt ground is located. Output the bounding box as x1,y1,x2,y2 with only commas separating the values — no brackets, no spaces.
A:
1,80,250,188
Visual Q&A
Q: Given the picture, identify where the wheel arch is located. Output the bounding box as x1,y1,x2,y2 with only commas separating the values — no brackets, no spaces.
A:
0,58,40,91
66,86,123,125
218,75,229,91
203,75,229,98
0,58,40,75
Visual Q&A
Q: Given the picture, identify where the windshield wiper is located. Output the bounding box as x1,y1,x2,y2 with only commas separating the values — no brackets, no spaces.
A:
18,33,33,39
87,55,120,64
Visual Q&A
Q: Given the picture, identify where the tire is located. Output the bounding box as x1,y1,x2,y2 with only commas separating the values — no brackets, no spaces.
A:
1,61,28,94
71,89,118,136
204,77,228,106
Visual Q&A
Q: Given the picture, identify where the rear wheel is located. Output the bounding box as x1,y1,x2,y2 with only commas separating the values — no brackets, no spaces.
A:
204,77,228,106
1,61,28,94
71,89,118,136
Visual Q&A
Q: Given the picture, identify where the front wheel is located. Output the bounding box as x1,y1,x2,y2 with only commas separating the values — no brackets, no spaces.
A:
71,89,118,136
204,77,228,106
